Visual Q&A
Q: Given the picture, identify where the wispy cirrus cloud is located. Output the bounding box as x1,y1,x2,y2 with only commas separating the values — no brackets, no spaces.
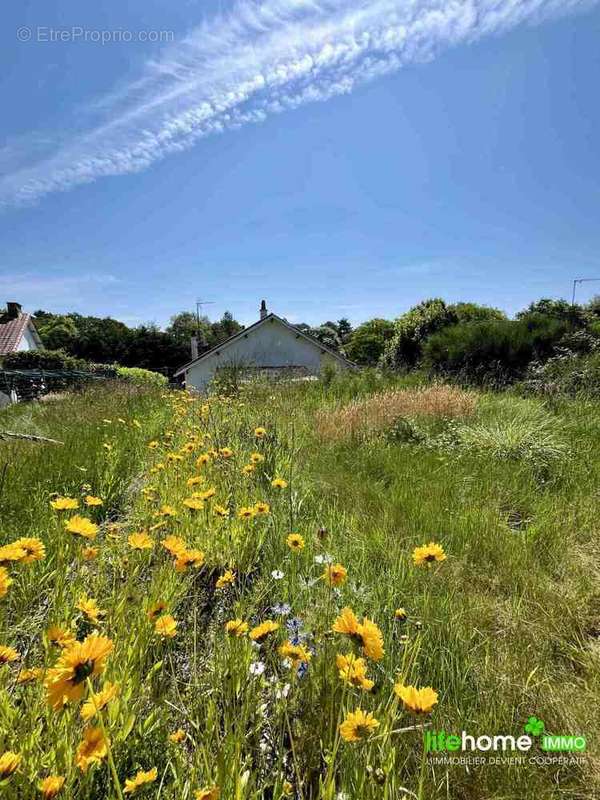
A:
1,0,596,209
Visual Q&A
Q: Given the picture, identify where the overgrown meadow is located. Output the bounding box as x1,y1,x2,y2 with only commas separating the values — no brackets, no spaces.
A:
0,376,599,799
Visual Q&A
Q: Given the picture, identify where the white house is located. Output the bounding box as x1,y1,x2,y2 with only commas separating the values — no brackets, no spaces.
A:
0,302,43,357
0,301,43,407
175,301,357,391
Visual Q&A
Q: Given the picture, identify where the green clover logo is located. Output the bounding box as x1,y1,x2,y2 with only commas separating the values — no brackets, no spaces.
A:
524,716,545,736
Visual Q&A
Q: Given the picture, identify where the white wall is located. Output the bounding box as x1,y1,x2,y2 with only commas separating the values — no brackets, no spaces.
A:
17,325,39,352
185,318,346,389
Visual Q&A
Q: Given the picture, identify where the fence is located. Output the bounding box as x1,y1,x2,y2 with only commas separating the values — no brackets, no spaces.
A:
0,369,110,403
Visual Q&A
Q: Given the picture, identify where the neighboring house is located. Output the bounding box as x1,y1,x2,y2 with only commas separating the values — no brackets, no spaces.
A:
175,300,357,391
0,302,43,357
0,302,43,407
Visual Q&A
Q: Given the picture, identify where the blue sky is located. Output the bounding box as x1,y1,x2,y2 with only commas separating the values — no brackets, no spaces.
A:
1,0,599,327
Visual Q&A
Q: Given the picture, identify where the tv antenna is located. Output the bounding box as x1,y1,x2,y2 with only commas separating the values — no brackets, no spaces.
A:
571,278,600,305
195,299,215,328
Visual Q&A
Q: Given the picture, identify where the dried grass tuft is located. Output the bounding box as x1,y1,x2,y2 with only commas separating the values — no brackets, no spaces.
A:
315,384,477,441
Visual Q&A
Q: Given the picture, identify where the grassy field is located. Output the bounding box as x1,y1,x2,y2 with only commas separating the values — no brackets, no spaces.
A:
0,376,598,799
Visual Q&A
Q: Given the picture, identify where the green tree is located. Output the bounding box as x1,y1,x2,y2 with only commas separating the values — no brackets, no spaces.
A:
381,299,456,370
345,318,394,365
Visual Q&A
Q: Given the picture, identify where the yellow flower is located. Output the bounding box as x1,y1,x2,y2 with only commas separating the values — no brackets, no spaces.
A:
286,533,305,551
339,709,379,742
213,505,230,518
39,775,65,798
254,501,270,515
166,453,184,462
394,608,408,621
336,653,374,691
0,645,19,664
196,453,212,468
332,607,360,636
169,729,186,744
271,478,288,489
75,727,109,772
84,495,103,507
0,543,27,563
45,634,113,709
200,488,216,500
64,516,98,540
47,625,76,649
0,751,21,778
157,505,178,517
82,547,99,561
242,464,255,474
155,615,177,638
0,566,12,598
412,542,446,566
195,786,220,800
237,506,257,520
249,620,279,642
50,496,79,511
225,619,248,637
124,767,158,794
218,447,234,458
356,617,385,662
278,640,311,667
215,570,235,589
128,532,154,550
250,452,265,464
174,549,205,572
254,427,267,438
183,497,205,511
186,475,205,487
13,537,46,563
17,667,43,684
322,563,347,587
76,596,105,625
161,535,187,558
332,608,384,661
147,601,167,621
283,781,294,796
148,441,160,450
80,681,119,722
394,684,439,714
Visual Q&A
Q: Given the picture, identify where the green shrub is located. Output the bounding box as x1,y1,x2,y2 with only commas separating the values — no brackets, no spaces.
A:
523,351,600,398
381,299,506,371
2,348,87,371
116,366,168,387
423,317,569,386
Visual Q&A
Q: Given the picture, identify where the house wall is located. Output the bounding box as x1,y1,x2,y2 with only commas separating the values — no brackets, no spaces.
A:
184,318,346,390
17,325,39,352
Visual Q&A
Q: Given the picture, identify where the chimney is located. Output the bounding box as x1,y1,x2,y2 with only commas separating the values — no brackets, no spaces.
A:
6,302,22,319
260,299,268,320
191,336,199,361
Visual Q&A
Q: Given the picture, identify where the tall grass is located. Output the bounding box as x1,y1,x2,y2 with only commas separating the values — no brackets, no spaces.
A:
315,385,477,442
0,377,598,799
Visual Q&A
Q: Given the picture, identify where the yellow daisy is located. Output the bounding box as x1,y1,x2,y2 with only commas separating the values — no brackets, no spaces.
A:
64,516,98,540
339,709,379,742
412,542,446,566
124,767,158,795
394,683,439,714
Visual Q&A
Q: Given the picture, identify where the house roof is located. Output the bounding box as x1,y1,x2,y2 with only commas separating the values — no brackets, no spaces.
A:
174,313,357,377
0,312,42,355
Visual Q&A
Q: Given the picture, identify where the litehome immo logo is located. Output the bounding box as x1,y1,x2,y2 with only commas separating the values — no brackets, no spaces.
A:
424,716,586,754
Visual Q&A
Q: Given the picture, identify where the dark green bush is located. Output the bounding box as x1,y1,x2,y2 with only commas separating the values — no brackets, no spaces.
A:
423,317,569,386
3,349,88,371
2,349,117,376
